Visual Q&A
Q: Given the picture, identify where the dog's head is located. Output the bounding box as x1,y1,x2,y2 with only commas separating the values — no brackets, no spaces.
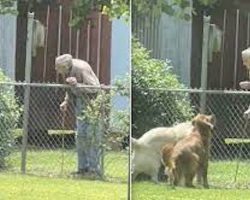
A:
192,114,216,130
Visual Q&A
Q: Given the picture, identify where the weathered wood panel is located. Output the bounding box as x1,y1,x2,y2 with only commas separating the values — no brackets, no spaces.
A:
132,1,192,86
15,1,112,136
191,3,250,89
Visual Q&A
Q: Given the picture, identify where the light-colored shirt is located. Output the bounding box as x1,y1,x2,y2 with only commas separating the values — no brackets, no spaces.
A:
64,59,100,102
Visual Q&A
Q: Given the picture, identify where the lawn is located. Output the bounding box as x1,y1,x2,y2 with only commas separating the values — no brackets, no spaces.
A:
0,173,127,200
7,149,128,182
132,182,250,200
132,160,250,200
1,150,128,200
208,160,250,188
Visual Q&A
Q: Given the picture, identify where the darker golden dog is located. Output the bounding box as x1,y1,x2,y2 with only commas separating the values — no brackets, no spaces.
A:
162,114,215,188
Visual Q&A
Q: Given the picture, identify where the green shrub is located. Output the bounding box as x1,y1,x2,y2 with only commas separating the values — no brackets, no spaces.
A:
78,76,130,148
132,39,193,137
0,70,22,169
112,74,130,136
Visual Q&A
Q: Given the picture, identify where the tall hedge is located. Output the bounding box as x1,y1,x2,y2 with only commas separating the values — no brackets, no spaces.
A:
132,39,193,137
0,70,21,169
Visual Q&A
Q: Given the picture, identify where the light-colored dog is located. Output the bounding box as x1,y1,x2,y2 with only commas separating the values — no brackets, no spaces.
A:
131,122,193,183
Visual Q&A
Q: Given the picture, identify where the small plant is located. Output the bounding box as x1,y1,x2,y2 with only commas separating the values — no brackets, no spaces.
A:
108,75,130,150
80,89,113,133
0,70,22,169
79,76,129,149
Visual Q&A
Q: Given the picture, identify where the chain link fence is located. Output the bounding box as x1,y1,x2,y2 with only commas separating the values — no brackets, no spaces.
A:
1,82,129,183
132,88,250,188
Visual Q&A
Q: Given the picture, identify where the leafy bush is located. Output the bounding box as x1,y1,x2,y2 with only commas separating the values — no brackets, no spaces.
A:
70,0,129,28
132,0,219,18
111,74,130,135
79,77,129,149
132,39,193,137
0,70,22,169
0,0,17,15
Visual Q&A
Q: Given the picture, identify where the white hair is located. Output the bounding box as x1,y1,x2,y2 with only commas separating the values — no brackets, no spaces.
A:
55,54,73,72
242,48,250,58
242,48,250,78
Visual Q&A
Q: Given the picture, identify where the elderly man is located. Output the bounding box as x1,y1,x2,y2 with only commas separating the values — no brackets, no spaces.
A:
240,48,250,90
55,54,102,177
240,48,250,119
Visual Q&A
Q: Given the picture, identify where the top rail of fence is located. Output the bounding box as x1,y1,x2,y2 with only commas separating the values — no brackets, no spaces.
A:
135,87,250,95
0,81,126,90
2,82,250,95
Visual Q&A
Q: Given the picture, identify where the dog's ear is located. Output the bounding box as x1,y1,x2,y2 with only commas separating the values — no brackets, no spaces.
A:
191,114,199,126
192,119,196,126
208,114,216,126
131,137,140,150
203,114,215,129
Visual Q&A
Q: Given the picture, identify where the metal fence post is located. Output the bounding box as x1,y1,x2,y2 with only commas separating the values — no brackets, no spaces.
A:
100,92,105,179
21,12,34,174
200,16,210,114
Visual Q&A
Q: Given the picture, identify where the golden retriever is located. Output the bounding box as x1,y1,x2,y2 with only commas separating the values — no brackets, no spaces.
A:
162,114,215,188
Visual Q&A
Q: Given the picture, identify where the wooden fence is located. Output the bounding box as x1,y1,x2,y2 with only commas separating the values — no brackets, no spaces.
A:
15,1,112,135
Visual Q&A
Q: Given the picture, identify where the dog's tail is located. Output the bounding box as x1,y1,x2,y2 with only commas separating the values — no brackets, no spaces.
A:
161,143,175,167
169,159,176,171
161,144,176,179
131,137,140,150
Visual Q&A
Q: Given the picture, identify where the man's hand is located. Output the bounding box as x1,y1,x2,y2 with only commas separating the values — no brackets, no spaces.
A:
60,101,68,112
244,108,250,119
66,77,77,86
239,81,250,90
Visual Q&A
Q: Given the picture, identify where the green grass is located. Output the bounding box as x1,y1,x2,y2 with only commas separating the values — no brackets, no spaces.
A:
133,161,250,199
2,150,128,200
132,182,250,200
0,173,127,200
4,150,250,199
7,149,128,182
209,161,250,188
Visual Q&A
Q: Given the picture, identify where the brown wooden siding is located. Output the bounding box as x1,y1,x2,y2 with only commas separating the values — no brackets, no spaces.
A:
191,3,249,89
16,1,111,84
15,1,112,136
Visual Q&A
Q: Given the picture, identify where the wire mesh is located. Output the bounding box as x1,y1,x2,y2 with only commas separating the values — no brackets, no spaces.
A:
132,88,250,188
1,82,129,183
